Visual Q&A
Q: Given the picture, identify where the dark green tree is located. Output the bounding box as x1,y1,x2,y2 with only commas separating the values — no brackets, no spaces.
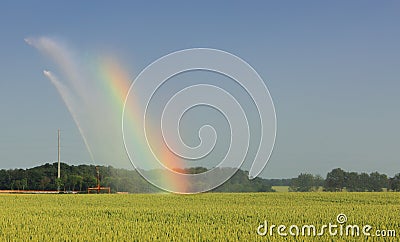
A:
389,173,400,191
368,172,387,192
289,173,316,192
358,173,370,191
324,168,346,191
344,172,362,192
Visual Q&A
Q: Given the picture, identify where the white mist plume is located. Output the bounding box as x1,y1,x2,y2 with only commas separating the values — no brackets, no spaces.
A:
28,37,132,168
43,70,94,161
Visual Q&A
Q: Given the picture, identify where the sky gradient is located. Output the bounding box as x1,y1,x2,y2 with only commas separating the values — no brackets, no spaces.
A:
0,1,399,178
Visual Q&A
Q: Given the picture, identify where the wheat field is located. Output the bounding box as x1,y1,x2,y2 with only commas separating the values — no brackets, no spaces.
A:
0,193,399,241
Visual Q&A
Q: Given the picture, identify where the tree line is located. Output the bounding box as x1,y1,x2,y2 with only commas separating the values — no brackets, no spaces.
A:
289,168,400,192
1,163,399,193
0,163,274,193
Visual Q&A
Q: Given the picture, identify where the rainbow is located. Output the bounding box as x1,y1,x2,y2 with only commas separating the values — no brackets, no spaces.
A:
94,56,188,193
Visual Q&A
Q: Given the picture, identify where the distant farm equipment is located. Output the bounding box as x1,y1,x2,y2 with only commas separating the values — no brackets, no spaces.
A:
87,166,111,194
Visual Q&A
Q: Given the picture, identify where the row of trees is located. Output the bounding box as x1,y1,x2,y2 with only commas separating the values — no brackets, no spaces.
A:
0,163,159,193
0,163,274,193
290,168,400,192
1,163,399,193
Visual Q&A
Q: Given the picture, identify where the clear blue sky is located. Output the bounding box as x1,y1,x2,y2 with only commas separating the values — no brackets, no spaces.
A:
0,1,399,178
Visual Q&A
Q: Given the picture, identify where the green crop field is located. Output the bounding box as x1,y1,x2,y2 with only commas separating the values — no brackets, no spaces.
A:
0,193,399,241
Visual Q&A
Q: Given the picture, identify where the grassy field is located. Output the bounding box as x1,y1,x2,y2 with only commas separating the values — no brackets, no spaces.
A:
0,193,399,241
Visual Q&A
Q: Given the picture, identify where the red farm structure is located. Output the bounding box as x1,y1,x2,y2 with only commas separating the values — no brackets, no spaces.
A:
87,166,111,194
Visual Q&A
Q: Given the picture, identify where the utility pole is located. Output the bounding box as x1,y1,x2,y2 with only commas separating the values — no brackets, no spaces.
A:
58,129,61,179
57,129,61,192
